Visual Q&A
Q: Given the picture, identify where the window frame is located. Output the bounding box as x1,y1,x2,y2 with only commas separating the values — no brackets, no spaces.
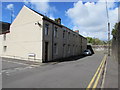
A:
68,32,70,39
45,24,49,35
68,45,70,53
63,30,65,38
54,27,58,38
54,43,58,55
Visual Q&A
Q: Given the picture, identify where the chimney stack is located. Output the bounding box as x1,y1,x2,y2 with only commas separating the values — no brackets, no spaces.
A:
74,30,79,34
55,18,61,24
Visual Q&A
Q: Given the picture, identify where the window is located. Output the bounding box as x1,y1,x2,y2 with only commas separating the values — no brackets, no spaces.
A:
3,46,7,52
73,34,75,37
63,30,65,38
68,32,70,39
54,43,57,54
73,44,74,48
63,44,65,49
54,27,58,37
45,24,49,35
68,45,70,53
63,44,65,56
3,34,6,41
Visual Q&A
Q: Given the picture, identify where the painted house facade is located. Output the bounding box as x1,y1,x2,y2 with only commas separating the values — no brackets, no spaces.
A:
2,6,87,62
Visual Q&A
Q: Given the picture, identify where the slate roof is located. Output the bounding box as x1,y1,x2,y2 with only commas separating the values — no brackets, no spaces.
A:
28,6,86,39
29,7,62,27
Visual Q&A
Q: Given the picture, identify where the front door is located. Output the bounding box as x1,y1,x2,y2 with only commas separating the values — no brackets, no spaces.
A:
63,44,65,58
45,42,48,62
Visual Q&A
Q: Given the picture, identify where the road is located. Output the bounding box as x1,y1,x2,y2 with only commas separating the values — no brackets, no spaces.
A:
2,51,105,88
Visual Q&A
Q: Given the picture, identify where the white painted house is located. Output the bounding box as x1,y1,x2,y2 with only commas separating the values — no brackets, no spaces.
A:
2,6,87,63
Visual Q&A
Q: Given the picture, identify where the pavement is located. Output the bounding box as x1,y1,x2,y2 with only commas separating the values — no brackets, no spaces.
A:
103,55,118,88
2,57,43,66
0,58,2,90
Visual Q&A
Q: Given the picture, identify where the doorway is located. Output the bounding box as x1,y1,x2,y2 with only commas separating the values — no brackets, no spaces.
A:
45,42,48,62
63,44,65,58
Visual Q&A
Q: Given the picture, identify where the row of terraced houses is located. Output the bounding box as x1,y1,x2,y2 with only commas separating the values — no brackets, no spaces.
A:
0,6,87,63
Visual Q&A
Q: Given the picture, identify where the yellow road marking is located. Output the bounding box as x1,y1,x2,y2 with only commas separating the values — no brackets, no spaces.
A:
101,60,107,88
86,55,107,90
92,55,107,89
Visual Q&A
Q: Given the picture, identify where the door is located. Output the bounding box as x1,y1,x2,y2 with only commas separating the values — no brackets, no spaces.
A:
73,45,74,56
63,44,65,58
45,42,48,62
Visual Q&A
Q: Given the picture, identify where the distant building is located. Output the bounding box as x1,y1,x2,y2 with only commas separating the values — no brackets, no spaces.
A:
2,6,87,62
0,21,10,56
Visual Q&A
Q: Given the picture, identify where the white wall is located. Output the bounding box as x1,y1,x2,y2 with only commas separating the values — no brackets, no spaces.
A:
2,6,43,62
0,35,3,56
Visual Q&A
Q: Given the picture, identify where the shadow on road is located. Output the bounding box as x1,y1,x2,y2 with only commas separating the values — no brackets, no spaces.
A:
47,54,94,63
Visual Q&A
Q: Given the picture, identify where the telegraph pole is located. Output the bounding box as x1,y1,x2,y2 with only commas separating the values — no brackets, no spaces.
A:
29,1,32,9
105,0,110,56
108,22,110,56
11,7,13,23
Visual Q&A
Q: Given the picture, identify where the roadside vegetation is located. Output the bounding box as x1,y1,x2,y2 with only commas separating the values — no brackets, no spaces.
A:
112,22,120,38
86,22,120,45
86,37,108,45
111,22,120,61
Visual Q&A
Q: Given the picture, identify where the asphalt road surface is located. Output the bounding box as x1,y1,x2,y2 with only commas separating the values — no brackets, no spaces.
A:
2,51,105,88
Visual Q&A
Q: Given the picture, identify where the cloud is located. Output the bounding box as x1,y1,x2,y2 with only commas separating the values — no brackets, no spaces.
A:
6,4,15,18
24,0,56,19
49,14,55,20
6,4,14,10
66,0,119,40
29,0,49,14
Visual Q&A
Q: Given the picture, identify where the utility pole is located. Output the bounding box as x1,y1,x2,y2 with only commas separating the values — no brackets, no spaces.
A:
45,13,47,16
29,2,32,9
105,0,110,56
108,22,110,56
11,7,14,23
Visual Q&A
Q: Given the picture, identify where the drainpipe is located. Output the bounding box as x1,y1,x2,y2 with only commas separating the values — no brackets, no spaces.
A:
42,27,44,62
52,23,54,60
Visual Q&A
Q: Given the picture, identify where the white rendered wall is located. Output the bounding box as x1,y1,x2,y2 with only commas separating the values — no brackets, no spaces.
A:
0,35,3,56
2,6,43,62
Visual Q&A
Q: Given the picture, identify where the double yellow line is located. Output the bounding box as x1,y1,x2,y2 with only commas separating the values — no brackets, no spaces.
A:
86,55,107,90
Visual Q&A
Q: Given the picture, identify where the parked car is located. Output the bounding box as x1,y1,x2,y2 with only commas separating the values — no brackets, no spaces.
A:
83,49,92,56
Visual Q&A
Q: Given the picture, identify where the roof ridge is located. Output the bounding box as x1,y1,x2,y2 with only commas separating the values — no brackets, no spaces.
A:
22,6,85,38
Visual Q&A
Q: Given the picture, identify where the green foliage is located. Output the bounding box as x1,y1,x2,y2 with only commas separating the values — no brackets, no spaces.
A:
86,37,108,45
86,22,120,45
112,29,117,36
112,22,120,38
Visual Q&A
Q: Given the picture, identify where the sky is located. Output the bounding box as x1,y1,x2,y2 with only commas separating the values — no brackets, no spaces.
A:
1,0,120,41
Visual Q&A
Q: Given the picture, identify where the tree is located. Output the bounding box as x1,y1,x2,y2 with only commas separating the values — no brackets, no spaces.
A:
86,37,105,45
112,23,118,38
